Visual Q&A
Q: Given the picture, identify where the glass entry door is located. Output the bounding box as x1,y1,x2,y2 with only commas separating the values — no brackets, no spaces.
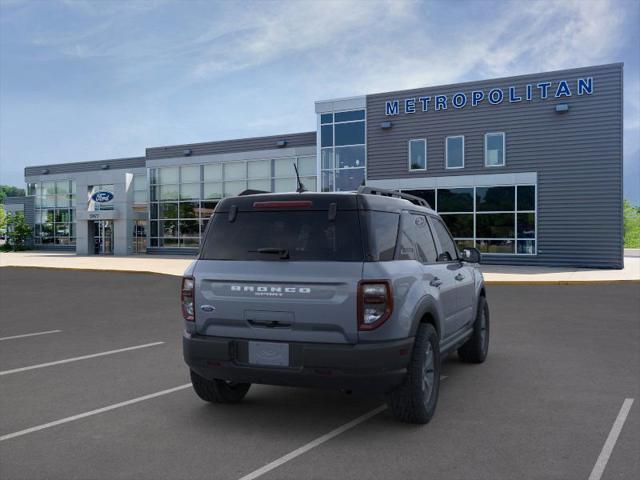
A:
93,220,114,255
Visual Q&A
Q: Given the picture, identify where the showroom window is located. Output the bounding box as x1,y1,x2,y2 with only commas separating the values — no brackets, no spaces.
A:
408,139,427,171
33,179,76,246
149,157,317,249
485,132,505,167
320,109,366,191
446,136,464,169
403,184,536,255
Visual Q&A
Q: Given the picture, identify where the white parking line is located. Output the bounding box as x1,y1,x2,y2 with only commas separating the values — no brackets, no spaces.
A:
0,384,191,442
588,398,634,480
238,375,449,480
0,330,62,341
0,342,164,376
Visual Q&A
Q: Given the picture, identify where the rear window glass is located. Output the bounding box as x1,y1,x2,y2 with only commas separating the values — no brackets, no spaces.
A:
201,211,363,261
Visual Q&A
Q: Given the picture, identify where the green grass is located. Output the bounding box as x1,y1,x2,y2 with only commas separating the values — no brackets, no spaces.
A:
624,199,640,248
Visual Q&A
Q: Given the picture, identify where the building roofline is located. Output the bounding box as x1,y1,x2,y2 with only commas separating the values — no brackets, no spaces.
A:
145,131,316,160
24,156,146,177
316,62,624,103
146,131,316,152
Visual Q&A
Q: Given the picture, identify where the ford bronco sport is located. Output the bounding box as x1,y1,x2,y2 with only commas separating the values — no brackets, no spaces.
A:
182,186,489,424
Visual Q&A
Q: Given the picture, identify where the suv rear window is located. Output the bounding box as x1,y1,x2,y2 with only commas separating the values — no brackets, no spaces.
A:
201,211,364,261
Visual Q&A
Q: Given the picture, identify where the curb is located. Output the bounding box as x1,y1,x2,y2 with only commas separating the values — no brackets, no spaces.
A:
0,265,181,277
3,265,639,285
485,279,640,286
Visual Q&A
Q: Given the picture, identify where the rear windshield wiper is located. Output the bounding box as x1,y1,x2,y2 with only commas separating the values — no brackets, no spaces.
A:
249,247,290,259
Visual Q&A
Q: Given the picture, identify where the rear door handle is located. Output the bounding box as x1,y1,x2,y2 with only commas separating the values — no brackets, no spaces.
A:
455,273,465,281
430,277,443,287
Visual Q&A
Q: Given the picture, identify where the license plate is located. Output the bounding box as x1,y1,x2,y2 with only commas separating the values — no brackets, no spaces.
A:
248,341,289,367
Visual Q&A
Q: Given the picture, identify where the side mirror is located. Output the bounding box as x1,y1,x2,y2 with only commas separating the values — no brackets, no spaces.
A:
461,247,481,263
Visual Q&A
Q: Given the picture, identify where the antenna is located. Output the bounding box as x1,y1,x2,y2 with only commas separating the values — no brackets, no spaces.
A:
293,163,307,193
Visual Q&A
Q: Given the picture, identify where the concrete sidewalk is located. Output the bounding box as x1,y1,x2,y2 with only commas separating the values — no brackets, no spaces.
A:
1,251,639,284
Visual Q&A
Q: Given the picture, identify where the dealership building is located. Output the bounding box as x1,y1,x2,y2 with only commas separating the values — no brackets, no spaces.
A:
14,63,623,268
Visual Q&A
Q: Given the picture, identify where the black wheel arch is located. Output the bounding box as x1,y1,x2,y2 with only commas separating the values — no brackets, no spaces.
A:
410,296,442,339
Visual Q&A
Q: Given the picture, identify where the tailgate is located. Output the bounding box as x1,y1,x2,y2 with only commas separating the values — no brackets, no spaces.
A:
194,260,362,344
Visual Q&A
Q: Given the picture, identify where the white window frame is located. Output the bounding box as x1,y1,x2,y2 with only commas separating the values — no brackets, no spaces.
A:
484,132,506,167
408,138,427,171
445,135,465,169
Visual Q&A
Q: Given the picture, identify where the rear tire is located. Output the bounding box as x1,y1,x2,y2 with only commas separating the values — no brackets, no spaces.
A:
457,295,490,363
387,323,440,424
190,370,251,404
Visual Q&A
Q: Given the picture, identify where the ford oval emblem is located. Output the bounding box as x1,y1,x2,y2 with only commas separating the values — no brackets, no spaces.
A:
91,191,114,203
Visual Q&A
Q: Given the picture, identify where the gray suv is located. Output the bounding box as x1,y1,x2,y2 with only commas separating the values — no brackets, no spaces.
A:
182,187,489,424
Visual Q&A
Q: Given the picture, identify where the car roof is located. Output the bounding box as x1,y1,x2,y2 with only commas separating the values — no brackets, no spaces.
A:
215,191,436,215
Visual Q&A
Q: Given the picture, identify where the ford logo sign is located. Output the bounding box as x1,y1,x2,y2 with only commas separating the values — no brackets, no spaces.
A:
91,191,113,203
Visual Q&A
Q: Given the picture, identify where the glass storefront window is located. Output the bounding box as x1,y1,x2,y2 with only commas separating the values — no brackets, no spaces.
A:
476,186,515,212
274,158,296,177
437,188,474,213
439,214,473,238
179,202,199,218
517,185,535,211
476,213,515,238
274,177,296,192
159,185,179,200
204,164,222,182
297,156,316,176
248,179,271,191
204,182,223,199
224,162,245,180
335,122,365,146
148,156,317,249
335,145,365,169
180,183,200,200
33,179,76,247
248,160,270,178
404,184,536,256
320,109,365,192
224,180,246,196
335,168,364,191
180,165,200,183
477,239,515,254
321,149,334,170
158,167,179,184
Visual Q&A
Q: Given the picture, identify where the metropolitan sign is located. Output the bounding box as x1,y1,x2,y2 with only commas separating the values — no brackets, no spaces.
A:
384,77,594,115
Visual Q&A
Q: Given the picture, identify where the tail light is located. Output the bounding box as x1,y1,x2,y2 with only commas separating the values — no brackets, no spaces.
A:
181,277,195,321
357,280,393,331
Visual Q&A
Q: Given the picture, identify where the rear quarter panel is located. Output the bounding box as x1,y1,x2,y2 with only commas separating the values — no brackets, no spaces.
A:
360,260,443,342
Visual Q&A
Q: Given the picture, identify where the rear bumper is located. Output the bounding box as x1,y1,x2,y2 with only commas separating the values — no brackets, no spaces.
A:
183,333,414,393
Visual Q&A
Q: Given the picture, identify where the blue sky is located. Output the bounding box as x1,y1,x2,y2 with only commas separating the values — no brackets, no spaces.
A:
1,0,639,202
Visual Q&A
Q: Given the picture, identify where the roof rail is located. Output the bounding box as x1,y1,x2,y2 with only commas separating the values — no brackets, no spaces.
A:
357,186,432,208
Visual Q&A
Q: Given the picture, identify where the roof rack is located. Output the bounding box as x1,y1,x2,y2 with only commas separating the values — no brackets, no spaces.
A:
357,186,432,209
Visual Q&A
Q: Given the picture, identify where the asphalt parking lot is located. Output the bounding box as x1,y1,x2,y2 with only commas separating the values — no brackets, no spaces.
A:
0,267,638,480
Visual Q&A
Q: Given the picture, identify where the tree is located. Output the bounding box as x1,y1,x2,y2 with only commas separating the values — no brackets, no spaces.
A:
0,185,26,204
6,212,31,251
623,199,640,248
0,205,6,232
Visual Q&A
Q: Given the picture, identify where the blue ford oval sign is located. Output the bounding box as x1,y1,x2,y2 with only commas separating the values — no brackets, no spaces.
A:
91,191,114,203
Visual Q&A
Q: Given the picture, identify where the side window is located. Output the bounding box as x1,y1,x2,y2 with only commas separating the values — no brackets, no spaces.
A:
395,213,438,263
411,214,438,263
396,212,418,260
430,217,458,262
